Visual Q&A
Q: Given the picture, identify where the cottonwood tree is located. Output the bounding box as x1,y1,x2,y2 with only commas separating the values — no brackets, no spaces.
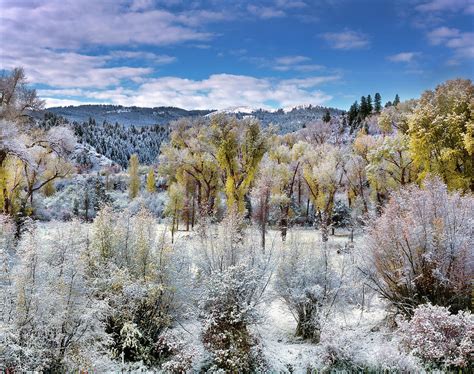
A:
363,178,474,316
251,157,275,249
366,133,415,198
267,140,305,240
210,115,267,213
0,68,75,217
302,142,345,241
408,79,474,191
159,118,220,217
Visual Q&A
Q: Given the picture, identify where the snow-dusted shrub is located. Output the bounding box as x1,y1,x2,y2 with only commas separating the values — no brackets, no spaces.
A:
201,265,267,372
156,331,196,372
128,191,167,218
398,303,474,369
88,206,191,367
318,324,422,372
364,178,474,315
275,239,346,342
0,220,108,371
195,211,274,372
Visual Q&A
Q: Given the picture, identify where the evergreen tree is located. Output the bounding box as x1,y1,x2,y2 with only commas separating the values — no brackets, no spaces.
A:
360,96,368,118
322,109,331,123
393,94,400,106
374,93,382,113
93,176,109,210
348,101,359,130
128,154,140,199
385,101,393,108
367,94,373,114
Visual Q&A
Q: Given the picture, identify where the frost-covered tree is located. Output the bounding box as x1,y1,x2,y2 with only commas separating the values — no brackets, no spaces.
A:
364,178,474,315
303,143,345,241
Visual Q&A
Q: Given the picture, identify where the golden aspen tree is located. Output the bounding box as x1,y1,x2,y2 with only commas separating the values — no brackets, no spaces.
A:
128,154,140,198
146,167,156,193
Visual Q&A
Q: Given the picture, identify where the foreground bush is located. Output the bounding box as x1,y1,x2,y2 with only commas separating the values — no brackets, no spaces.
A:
398,304,474,370
365,178,473,315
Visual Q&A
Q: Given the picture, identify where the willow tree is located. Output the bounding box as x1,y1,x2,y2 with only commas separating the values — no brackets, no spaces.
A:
408,79,474,191
211,115,267,214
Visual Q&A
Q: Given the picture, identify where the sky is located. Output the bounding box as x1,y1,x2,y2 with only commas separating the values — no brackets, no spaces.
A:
0,0,473,110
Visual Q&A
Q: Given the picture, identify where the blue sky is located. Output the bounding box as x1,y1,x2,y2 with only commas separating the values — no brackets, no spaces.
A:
1,0,473,110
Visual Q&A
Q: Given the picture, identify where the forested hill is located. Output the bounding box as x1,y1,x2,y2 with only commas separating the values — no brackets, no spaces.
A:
35,104,344,133
34,105,215,127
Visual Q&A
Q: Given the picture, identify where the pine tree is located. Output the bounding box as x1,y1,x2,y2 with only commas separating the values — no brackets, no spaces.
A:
128,154,140,199
367,94,373,114
348,101,359,130
146,167,156,193
322,109,331,123
393,94,400,106
374,93,382,113
360,96,368,118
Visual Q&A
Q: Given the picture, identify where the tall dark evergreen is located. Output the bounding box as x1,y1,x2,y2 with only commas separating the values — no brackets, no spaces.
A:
348,101,359,129
367,94,373,114
360,96,368,118
322,109,331,123
393,94,400,106
374,93,382,113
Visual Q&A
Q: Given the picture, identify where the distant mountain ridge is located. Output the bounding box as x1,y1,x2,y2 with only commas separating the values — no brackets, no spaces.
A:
38,104,345,133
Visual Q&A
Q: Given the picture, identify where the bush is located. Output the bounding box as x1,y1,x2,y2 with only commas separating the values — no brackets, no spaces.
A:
200,265,267,372
365,178,474,315
398,303,474,370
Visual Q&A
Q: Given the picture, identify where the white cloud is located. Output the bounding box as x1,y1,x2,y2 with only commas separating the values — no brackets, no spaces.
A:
387,52,420,63
242,54,325,72
427,27,474,60
416,0,474,14
274,55,311,65
40,74,339,110
1,46,153,88
321,30,370,50
247,5,286,19
43,98,102,108
0,0,223,50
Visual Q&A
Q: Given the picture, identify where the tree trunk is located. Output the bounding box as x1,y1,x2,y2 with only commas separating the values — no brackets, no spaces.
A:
321,211,329,242
280,205,289,241
191,193,195,229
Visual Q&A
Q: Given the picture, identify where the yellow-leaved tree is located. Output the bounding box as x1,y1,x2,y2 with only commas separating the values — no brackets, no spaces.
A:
408,79,474,191
128,153,140,198
211,115,267,214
